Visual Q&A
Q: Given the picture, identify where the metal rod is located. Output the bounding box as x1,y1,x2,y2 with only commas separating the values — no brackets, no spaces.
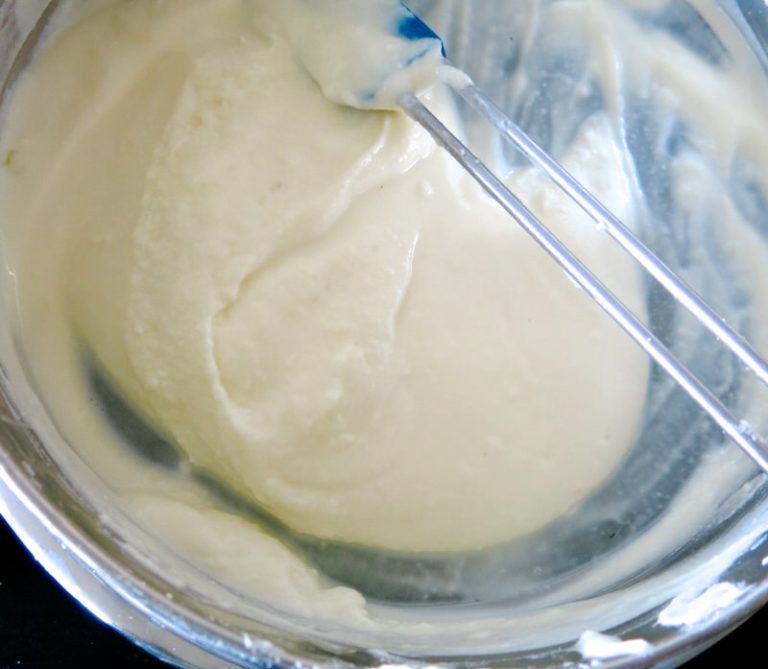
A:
399,91,768,473
454,81,768,389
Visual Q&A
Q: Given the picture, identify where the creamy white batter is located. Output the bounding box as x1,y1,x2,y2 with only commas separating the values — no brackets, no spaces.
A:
2,0,768,654
1,0,648,553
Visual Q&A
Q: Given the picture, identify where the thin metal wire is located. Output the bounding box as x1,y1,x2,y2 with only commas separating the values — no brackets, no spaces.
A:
399,92,768,473
454,81,768,390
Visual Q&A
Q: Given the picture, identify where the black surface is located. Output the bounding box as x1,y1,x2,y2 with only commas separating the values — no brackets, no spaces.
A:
1,515,765,669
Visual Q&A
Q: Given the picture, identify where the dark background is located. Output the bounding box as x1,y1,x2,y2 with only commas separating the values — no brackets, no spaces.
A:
1,516,764,669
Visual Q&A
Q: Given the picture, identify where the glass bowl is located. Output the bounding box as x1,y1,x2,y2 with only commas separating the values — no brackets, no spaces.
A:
2,1,768,667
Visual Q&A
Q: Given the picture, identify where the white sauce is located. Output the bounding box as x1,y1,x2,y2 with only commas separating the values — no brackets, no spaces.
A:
1,0,768,658
657,582,749,629
576,630,652,660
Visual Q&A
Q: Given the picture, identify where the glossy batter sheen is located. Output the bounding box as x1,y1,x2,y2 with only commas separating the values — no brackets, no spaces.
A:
2,0,649,552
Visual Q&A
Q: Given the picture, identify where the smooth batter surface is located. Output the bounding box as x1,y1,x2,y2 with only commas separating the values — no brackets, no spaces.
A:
1,0,650,553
